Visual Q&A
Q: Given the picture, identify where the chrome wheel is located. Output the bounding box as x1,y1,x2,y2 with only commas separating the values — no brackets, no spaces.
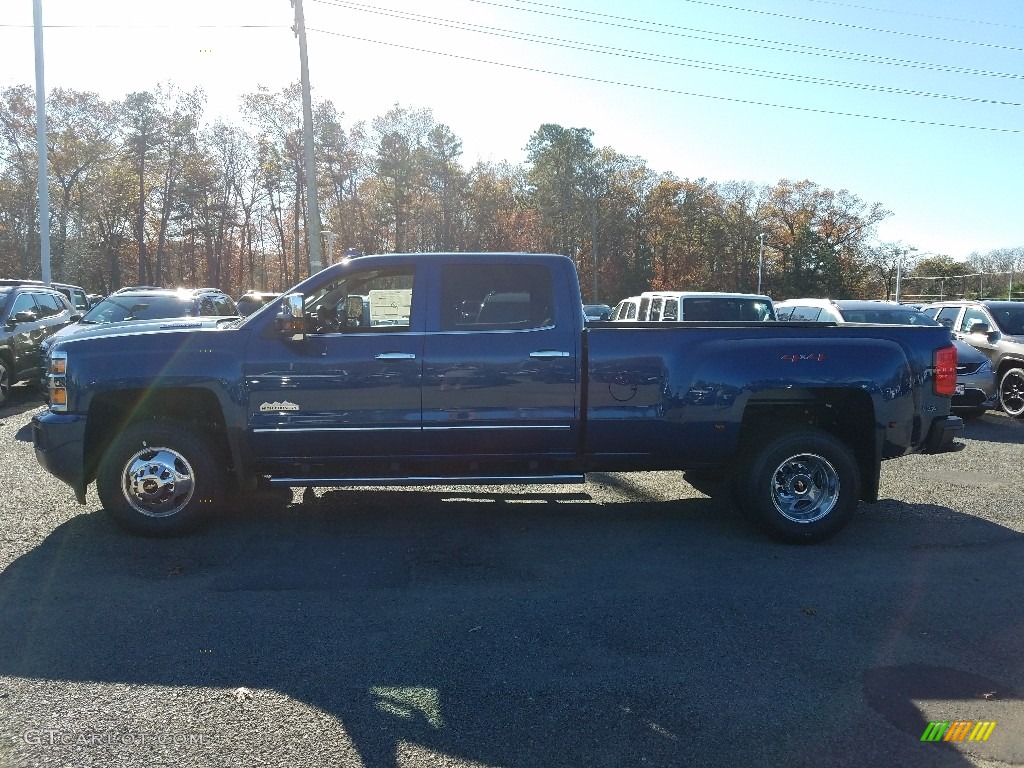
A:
999,368,1024,418
769,452,840,524
120,445,196,518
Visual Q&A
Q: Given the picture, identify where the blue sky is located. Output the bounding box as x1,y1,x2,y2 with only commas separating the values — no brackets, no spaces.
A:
2,0,1022,260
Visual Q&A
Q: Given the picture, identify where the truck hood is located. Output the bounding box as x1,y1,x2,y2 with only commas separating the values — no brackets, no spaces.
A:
43,316,240,352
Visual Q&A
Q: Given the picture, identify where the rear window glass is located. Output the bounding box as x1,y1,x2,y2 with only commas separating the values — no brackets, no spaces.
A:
839,309,939,325
993,308,1024,335
682,298,775,321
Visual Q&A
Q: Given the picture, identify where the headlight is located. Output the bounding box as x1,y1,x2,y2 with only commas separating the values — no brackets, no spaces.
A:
977,358,993,374
48,350,68,412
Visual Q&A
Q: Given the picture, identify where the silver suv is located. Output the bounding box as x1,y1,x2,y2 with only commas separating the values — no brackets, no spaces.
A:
922,300,1024,417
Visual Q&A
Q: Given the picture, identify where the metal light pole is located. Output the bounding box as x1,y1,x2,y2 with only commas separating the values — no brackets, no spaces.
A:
33,0,51,284
893,246,917,303
757,233,766,294
894,248,903,303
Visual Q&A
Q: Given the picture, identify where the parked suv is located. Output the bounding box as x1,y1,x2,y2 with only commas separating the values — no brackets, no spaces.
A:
637,291,775,322
43,286,238,351
777,299,998,418
0,284,79,406
921,300,1024,417
0,278,90,315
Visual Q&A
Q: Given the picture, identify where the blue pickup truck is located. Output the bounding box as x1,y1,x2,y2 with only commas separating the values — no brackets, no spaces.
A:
32,253,962,543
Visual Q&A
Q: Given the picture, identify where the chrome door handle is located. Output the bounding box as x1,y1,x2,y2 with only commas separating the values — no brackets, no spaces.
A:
375,352,417,360
529,350,571,358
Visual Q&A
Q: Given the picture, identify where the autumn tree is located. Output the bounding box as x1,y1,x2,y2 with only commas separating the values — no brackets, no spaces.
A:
525,124,598,264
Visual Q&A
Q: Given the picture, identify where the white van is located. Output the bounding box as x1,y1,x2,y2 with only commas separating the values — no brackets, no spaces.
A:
633,291,776,322
610,296,641,320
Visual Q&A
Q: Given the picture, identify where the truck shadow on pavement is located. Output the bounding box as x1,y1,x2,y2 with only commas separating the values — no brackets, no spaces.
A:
1,489,1022,767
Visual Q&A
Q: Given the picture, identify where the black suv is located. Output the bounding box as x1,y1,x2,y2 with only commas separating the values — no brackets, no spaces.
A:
922,300,1024,417
0,278,90,314
0,284,79,406
43,286,238,350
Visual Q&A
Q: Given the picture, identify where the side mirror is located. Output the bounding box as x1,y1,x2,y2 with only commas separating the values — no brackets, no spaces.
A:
276,293,305,341
13,310,37,324
69,313,83,323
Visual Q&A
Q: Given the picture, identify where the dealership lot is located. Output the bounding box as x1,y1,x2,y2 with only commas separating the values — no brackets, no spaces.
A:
1,388,1023,768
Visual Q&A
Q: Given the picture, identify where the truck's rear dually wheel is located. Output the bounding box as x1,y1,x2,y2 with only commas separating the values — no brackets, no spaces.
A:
97,421,220,536
735,428,859,544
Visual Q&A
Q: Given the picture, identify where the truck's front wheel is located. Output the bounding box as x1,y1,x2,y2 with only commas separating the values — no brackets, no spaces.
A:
97,422,220,536
735,428,859,544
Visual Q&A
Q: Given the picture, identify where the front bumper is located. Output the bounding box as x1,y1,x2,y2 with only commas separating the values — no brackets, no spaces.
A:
32,411,88,503
923,414,964,453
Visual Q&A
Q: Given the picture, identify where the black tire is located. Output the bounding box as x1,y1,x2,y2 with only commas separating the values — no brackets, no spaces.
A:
998,367,1024,418
96,421,221,536
0,358,10,407
734,428,860,544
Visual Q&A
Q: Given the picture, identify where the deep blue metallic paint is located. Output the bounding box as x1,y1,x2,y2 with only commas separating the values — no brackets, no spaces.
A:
32,253,959,503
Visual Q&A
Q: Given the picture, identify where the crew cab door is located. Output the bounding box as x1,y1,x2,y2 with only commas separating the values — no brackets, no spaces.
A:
421,260,579,458
244,262,424,460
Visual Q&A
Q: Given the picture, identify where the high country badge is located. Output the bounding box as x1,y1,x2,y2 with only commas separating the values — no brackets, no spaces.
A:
260,401,300,412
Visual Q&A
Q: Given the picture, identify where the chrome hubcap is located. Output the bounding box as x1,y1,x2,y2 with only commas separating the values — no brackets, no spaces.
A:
121,446,195,518
770,453,840,524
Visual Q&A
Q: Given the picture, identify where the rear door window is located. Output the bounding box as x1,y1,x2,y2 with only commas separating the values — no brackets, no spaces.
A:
960,308,989,334
33,291,64,317
439,263,553,331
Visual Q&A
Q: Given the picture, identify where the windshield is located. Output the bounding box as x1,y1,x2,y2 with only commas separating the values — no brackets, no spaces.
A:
682,297,775,321
837,307,940,325
82,295,192,323
991,307,1024,335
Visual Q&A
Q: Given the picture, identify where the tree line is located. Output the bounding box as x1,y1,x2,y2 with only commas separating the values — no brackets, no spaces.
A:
1,82,1018,304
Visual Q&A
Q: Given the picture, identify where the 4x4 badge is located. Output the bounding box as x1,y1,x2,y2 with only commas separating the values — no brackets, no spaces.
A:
260,401,299,412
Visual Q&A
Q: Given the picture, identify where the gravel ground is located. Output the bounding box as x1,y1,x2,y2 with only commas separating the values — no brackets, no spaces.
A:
1,385,1023,768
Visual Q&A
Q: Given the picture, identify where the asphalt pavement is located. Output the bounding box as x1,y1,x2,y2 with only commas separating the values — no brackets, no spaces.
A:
1,385,1022,768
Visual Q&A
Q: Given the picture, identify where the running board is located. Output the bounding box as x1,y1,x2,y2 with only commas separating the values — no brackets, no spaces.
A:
267,474,586,487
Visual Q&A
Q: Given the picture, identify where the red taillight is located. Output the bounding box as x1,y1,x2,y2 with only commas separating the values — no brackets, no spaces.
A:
934,345,957,397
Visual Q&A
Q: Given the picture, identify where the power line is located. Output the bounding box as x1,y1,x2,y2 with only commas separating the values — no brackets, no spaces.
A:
307,28,1024,134
494,0,1024,52
677,0,1024,48
313,0,1024,106
452,0,1024,80
804,0,1024,30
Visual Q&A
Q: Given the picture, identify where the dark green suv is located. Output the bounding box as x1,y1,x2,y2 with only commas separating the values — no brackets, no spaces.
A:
923,300,1024,417
0,284,80,406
